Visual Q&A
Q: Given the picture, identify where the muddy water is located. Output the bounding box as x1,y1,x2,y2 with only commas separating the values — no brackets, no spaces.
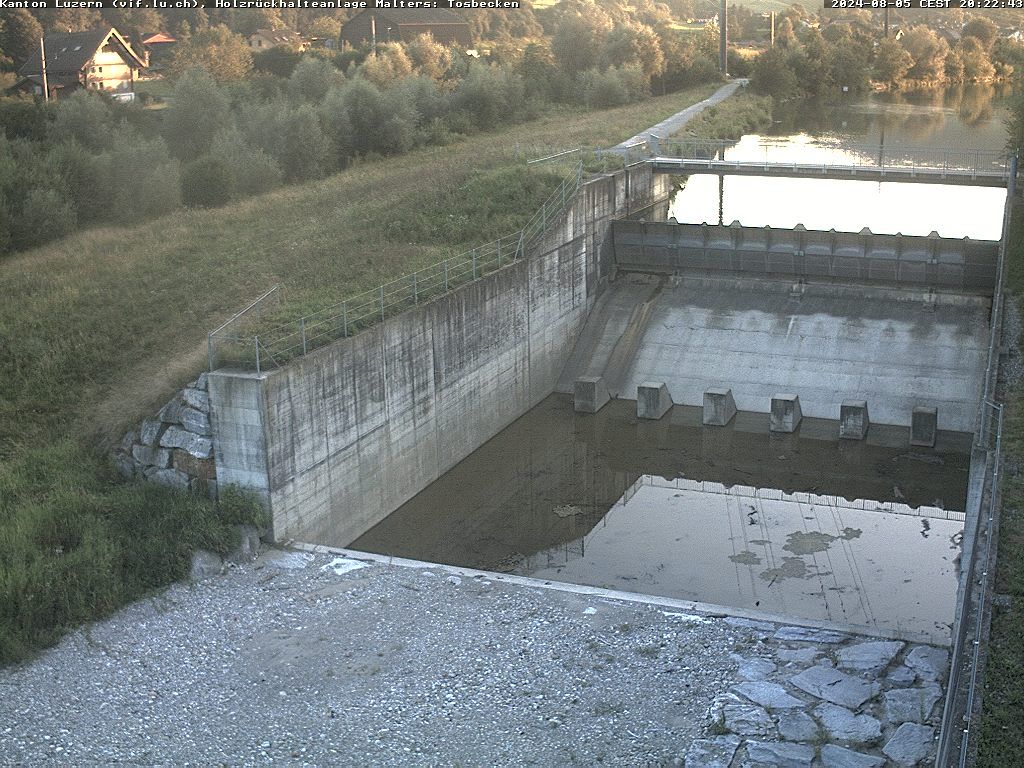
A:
350,396,969,642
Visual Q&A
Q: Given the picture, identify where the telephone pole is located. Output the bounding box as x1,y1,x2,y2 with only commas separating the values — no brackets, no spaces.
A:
719,0,728,75
39,36,49,103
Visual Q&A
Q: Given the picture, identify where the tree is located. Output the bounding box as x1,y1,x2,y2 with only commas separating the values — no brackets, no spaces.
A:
209,126,282,198
600,23,665,80
252,46,302,78
49,91,114,152
11,188,75,251
874,38,912,85
359,44,414,87
962,17,998,50
38,8,102,34
288,56,341,103
102,9,166,43
168,24,252,81
0,10,43,67
405,33,453,81
551,10,612,75
750,47,799,98
163,68,231,160
902,26,948,81
959,37,995,81
181,154,234,207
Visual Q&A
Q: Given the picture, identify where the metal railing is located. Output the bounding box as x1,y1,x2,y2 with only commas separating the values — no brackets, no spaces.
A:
208,159,584,372
654,138,1013,178
934,160,1016,768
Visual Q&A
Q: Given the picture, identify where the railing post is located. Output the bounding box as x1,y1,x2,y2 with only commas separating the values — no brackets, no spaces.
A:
254,336,261,374
444,260,449,291
207,332,215,372
300,317,307,355
380,285,386,321
497,238,502,269
412,272,418,305
342,302,348,338
473,249,478,280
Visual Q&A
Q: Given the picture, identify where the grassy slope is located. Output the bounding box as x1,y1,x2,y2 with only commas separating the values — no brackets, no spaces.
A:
1,83,719,451
977,200,1024,766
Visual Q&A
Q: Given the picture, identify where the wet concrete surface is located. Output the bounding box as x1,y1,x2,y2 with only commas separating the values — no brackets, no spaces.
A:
347,396,970,642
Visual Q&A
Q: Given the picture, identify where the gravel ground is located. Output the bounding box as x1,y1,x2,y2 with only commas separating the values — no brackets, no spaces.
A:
0,549,751,766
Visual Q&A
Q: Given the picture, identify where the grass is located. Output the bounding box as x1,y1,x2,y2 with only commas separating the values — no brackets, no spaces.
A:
977,199,1024,766
0,82,723,664
675,90,773,141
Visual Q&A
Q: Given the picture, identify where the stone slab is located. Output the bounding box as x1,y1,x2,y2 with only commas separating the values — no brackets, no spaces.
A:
160,426,214,459
882,684,943,723
745,740,814,768
774,626,847,644
820,744,885,768
814,702,882,745
839,400,870,440
182,387,210,412
904,646,949,682
132,443,172,469
682,735,741,768
179,406,212,436
703,387,737,426
790,666,881,709
836,640,904,673
738,658,778,681
637,381,672,420
883,722,935,766
777,710,819,742
732,681,805,709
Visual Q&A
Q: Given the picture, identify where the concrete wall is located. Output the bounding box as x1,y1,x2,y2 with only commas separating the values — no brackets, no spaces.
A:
613,221,999,294
208,165,672,544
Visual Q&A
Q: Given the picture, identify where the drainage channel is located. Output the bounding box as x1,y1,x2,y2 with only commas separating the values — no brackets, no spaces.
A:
330,395,971,646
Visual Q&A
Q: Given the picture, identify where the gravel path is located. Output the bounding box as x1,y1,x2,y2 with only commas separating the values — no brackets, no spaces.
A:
614,80,747,150
0,550,746,766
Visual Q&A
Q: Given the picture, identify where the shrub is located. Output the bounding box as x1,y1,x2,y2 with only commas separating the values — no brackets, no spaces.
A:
182,154,235,208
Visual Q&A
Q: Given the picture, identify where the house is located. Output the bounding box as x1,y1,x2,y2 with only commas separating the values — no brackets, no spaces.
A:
141,32,177,76
339,9,473,50
11,27,147,101
247,29,307,51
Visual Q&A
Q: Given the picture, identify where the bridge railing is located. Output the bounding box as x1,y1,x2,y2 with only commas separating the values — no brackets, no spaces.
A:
208,159,584,372
654,138,1012,177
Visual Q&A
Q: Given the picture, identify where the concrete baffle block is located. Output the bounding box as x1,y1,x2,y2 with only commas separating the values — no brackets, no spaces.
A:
910,406,938,447
574,376,611,414
703,388,737,426
770,394,802,433
839,400,870,440
637,381,672,420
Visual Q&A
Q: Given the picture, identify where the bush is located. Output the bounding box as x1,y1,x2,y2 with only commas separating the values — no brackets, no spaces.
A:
11,188,76,250
163,69,232,160
210,127,282,198
288,56,342,104
182,154,235,208
451,63,527,131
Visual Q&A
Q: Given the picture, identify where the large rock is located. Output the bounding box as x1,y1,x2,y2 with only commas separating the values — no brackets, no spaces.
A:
132,443,172,468
190,550,223,581
888,665,917,685
179,406,211,436
820,744,885,768
160,426,213,459
814,703,882,745
836,640,904,673
882,684,943,724
777,710,819,742
745,741,814,768
682,735,741,768
157,397,183,424
732,681,805,709
120,429,137,453
182,387,210,412
709,694,776,738
227,524,263,564
172,449,216,480
904,646,949,683
114,453,137,480
777,647,820,665
739,658,778,681
145,467,190,491
140,418,163,446
790,666,880,708
774,626,847,644
882,722,935,766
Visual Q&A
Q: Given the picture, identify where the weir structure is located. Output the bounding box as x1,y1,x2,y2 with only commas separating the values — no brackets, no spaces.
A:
202,144,1014,767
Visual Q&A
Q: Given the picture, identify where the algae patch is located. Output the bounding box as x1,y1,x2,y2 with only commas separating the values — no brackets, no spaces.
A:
782,527,862,555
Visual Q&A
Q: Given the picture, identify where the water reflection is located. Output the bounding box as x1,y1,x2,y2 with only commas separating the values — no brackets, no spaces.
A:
667,84,1012,239
350,397,969,643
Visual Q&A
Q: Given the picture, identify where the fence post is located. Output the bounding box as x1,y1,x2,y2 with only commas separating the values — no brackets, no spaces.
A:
300,317,307,355
342,302,348,338
444,260,449,292
380,285,386,321
207,332,215,372
412,272,418,305
497,238,502,269
473,249,478,280
254,336,261,374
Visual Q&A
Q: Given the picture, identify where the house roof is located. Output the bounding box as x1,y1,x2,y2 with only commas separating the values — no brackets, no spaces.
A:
251,28,304,44
367,9,468,26
18,28,146,76
142,32,177,45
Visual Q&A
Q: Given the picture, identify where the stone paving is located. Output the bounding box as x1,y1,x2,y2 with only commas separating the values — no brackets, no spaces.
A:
685,619,948,768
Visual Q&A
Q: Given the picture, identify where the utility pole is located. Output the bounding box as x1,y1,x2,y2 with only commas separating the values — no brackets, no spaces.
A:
770,11,776,47
370,15,377,55
883,7,890,39
39,36,49,103
719,0,728,75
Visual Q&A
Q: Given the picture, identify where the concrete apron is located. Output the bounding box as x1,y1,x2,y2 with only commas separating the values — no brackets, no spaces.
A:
290,541,948,647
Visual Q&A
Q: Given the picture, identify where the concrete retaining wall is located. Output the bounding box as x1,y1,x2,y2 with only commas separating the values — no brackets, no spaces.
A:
613,221,999,294
208,165,672,544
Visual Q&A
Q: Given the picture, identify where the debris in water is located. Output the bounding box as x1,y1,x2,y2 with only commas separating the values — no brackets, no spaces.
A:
920,519,931,539
729,551,763,566
760,557,808,584
553,504,585,518
782,528,861,556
